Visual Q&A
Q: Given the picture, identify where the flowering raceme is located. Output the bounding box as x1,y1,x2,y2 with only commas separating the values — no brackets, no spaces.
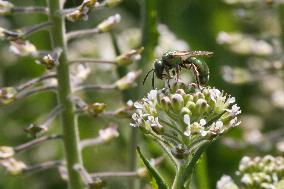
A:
217,155,284,189
131,82,241,149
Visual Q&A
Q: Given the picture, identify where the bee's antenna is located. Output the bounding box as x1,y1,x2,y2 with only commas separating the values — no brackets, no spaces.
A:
152,70,155,89
143,69,154,85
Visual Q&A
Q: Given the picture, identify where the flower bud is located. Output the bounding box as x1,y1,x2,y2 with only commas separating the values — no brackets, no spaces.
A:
0,0,14,16
0,146,14,159
36,54,57,69
66,10,82,22
24,124,47,138
115,47,144,66
104,0,122,7
160,96,171,111
196,99,208,114
98,125,119,143
85,102,106,116
97,14,121,33
186,101,196,112
171,94,184,111
181,107,191,116
115,70,142,90
0,87,17,105
0,158,26,175
9,40,37,56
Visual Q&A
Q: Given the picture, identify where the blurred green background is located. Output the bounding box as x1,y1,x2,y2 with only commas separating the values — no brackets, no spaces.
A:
0,0,281,188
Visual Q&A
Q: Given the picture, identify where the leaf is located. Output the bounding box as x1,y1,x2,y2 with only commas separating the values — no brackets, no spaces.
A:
136,147,169,189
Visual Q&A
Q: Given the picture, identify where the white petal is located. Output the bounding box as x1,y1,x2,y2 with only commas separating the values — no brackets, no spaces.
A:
199,119,206,126
134,102,143,109
183,114,190,124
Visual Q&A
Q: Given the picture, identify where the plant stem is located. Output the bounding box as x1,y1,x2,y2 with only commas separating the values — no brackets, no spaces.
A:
172,162,187,189
279,3,284,51
47,1,84,189
109,31,139,189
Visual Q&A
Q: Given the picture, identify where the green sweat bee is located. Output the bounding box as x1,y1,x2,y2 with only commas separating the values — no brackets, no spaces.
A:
143,50,213,88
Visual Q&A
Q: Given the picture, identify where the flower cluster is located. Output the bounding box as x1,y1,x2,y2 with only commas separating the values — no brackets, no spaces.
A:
217,155,284,189
131,82,241,143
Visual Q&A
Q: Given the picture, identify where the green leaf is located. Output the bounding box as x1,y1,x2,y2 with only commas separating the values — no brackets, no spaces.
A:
136,147,169,189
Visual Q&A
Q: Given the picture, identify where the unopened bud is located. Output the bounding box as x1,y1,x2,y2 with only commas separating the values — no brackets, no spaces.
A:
85,102,106,116
115,47,144,66
0,146,14,159
9,40,37,56
171,94,184,111
186,101,196,112
104,0,122,7
66,10,82,22
24,124,47,138
0,158,26,175
0,0,14,16
181,107,191,116
0,87,17,105
115,70,142,90
98,125,119,143
160,96,171,111
97,14,121,32
196,99,208,114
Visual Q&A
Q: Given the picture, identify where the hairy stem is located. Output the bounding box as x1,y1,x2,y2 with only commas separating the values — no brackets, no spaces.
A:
47,1,84,189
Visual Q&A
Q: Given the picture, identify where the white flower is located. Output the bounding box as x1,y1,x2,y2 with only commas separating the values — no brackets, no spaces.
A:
217,175,238,189
229,117,241,127
209,88,222,102
148,90,158,100
226,104,241,116
227,97,235,104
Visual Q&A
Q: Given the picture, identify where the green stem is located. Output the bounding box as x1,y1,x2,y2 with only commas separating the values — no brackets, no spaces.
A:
110,32,139,189
195,154,210,189
172,162,187,189
47,1,84,189
279,3,284,51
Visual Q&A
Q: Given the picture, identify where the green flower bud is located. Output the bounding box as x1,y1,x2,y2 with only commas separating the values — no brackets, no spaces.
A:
181,107,191,116
0,0,14,16
115,47,144,66
97,14,121,33
0,87,17,105
0,158,26,175
171,93,184,112
104,0,122,7
196,98,208,114
66,10,82,22
85,102,106,116
115,70,142,90
0,146,14,159
160,96,171,112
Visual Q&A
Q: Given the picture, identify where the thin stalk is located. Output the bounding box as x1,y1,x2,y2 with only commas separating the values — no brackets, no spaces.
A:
16,85,57,100
74,84,116,92
12,7,48,14
14,135,62,153
23,160,63,174
22,22,52,38
69,59,116,65
91,171,138,178
47,1,84,189
16,73,56,92
67,28,100,40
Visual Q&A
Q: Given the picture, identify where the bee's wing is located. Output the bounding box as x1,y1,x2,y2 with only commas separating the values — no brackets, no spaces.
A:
171,51,214,59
